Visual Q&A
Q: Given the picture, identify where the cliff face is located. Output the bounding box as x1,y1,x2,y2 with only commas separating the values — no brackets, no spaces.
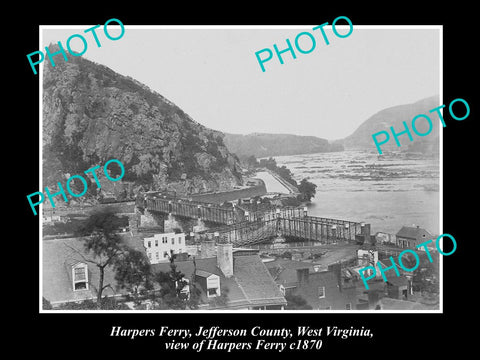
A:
223,132,344,158
42,47,241,199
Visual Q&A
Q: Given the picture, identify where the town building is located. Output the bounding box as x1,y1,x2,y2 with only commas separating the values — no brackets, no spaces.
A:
151,243,287,310
43,237,126,307
386,276,411,300
43,234,286,310
374,232,397,245
143,232,186,264
265,258,357,310
396,225,433,248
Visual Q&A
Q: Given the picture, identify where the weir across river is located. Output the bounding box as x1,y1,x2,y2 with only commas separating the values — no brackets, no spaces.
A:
136,193,370,247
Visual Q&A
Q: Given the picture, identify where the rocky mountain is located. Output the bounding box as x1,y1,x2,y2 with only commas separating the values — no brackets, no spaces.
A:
42,45,241,200
341,96,440,154
222,132,344,158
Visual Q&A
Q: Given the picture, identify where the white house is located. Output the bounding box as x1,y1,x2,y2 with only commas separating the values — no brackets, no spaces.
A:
143,232,186,264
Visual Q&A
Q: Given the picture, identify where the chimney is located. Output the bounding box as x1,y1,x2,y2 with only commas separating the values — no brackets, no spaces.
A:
362,223,371,237
368,289,381,310
296,268,309,284
217,243,233,277
328,262,343,292
200,239,215,258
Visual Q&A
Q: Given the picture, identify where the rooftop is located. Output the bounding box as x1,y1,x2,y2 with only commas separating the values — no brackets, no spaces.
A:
43,235,286,309
264,258,317,287
43,237,127,305
375,297,429,310
151,254,286,309
396,226,432,240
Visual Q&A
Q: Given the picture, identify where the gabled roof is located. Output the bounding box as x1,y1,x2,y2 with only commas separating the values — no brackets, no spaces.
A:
234,255,286,306
264,258,316,287
195,270,217,278
151,255,286,309
43,237,126,305
387,276,409,287
396,226,432,240
44,235,286,309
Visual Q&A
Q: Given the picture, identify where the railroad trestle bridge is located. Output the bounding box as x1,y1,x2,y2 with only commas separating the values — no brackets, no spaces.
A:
136,194,370,247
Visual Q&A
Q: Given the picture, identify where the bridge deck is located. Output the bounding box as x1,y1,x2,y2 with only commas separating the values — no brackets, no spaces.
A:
139,195,366,246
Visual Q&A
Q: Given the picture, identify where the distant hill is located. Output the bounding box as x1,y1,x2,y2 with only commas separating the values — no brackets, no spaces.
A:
223,133,344,158
341,96,440,154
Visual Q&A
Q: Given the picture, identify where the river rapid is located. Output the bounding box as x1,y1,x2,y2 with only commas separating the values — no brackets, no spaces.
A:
273,150,440,235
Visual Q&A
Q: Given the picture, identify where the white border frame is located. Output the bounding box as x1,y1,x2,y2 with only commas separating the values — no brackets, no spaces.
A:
38,24,443,314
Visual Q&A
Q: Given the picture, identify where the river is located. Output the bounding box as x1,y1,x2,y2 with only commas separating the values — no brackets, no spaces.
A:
272,150,440,235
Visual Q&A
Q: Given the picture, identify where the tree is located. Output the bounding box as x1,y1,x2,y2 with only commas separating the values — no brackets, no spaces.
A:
153,252,200,310
285,294,313,310
298,178,317,202
259,157,277,171
114,249,153,307
276,165,296,186
71,207,131,309
412,253,440,294
208,286,230,308
281,196,302,207
187,257,202,309
245,155,259,169
42,297,53,310
56,298,131,310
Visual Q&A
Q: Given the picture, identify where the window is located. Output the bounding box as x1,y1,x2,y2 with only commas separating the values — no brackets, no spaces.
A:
75,281,87,290
147,241,151,248
156,252,159,260
171,238,174,245
163,237,167,244
155,239,158,247
318,286,325,299
148,253,152,260
74,267,86,281
207,288,218,297
346,303,352,310
178,237,182,244
73,265,88,291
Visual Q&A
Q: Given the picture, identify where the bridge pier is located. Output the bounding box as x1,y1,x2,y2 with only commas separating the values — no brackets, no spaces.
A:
200,238,216,258
193,218,207,232
136,207,165,230
126,212,140,234
164,213,182,233
140,194,373,247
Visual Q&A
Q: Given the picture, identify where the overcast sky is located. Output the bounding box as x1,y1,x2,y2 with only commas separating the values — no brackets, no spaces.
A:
40,25,440,140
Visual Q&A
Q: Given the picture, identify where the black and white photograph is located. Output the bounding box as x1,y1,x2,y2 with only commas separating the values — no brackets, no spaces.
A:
16,5,476,356
39,24,442,313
